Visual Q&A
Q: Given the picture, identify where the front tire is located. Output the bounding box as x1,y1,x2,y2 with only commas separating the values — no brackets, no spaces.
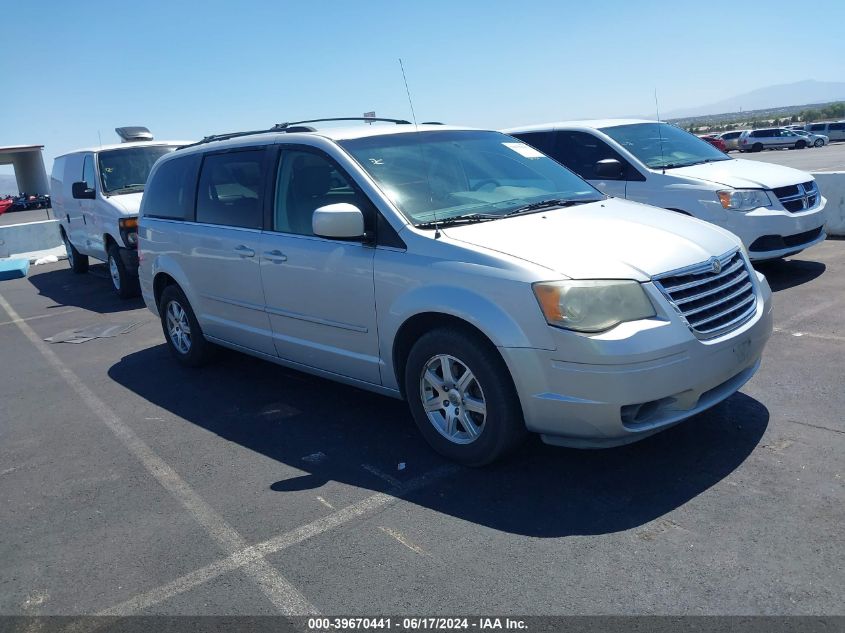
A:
814,138,824,147
63,232,89,274
795,141,807,149
107,243,140,299
159,285,214,367
404,327,526,466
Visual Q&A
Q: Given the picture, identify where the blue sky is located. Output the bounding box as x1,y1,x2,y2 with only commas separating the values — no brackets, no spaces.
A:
2,0,844,174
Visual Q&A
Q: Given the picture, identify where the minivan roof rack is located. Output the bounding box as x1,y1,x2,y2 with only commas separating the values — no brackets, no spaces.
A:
272,117,411,130
180,117,413,150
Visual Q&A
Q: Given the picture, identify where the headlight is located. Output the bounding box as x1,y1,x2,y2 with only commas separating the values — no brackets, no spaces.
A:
717,189,772,211
533,280,656,333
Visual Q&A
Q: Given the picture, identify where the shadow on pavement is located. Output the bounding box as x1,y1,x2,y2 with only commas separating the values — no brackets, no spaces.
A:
754,257,825,292
27,264,144,314
109,344,768,537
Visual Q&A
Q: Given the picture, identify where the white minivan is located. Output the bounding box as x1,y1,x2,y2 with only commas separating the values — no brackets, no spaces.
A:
51,127,189,297
506,120,828,261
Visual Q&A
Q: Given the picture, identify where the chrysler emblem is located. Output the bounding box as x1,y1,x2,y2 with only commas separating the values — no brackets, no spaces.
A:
710,257,722,274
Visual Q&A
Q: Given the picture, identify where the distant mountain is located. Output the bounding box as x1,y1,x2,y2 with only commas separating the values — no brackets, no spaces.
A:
664,80,845,119
0,174,18,196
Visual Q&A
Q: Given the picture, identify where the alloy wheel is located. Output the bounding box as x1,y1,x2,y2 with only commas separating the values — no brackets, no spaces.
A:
419,354,487,444
165,300,192,355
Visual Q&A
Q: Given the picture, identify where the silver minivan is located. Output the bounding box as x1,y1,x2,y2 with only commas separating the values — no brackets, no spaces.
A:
139,120,773,464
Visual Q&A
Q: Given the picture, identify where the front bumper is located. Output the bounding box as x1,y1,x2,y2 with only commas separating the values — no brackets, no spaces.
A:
500,273,773,448
721,199,827,261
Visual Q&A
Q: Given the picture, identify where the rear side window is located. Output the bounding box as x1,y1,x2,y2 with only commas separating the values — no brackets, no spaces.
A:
196,150,265,229
143,155,200,220
808,124,826,132
829,123,845,131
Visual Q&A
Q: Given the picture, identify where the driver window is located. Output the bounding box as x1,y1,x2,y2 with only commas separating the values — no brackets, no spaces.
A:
273,150,362,236
82,155,96,191
553,131,630,181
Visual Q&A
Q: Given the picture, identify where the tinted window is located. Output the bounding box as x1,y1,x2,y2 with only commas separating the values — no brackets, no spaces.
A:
808,124,826,132
829,123,845,131
552,131,629,180
273,150,365,236
512,131,556,155
722,132,741,139
196,150,264,229
82,154,96,190
142,155,199,220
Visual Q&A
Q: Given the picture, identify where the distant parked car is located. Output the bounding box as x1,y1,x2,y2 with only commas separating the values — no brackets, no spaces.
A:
793,129,828,147
717,130,745,152
803,121,845,142
738,128,809,152
0,197,13,215
698,134,727,152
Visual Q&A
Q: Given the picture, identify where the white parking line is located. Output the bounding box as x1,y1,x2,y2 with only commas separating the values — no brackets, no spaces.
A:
95,464,457,616
0,292,317,616
378,526,427,556
0,308,76,328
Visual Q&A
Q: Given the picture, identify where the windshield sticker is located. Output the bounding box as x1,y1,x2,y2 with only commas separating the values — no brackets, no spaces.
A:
502,142,545,158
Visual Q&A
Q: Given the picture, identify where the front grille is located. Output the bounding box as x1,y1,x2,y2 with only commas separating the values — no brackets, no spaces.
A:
653,250,757,338
774,180,819,213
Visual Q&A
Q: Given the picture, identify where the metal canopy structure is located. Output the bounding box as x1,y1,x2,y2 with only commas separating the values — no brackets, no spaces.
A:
0,144,50,195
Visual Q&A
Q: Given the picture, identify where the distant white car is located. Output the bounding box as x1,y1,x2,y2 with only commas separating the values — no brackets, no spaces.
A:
506,119,827,261
792,129,828,147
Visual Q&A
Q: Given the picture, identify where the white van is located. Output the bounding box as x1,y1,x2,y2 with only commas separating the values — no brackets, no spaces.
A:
506,120,827,261
51,128,190,297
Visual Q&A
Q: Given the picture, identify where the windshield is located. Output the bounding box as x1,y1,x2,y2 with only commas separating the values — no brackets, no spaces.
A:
98,146,176,194
600,122,731,170
338,130,604,225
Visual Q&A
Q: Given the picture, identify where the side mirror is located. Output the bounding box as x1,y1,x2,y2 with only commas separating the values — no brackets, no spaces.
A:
595,159,625,180
312,203,365,239
72,181,95,199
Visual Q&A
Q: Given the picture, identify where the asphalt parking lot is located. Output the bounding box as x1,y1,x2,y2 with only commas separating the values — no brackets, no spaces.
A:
735,141,845,172
1,243,843,617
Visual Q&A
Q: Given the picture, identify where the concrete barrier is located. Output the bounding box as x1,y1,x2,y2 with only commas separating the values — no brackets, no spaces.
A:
812,171,845,237
0,219,63,258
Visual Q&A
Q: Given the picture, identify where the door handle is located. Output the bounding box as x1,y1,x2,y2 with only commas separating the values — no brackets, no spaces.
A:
234,245,255,258
263,249,288,263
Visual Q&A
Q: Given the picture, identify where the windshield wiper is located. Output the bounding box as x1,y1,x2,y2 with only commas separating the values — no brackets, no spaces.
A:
505,198,597,216
415,213,502,229
106,184,146,194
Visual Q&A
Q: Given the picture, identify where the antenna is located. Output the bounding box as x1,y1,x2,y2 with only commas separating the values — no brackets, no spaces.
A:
654,88,666,175
98,130,102,149
398,58,440,237
399,58,418,128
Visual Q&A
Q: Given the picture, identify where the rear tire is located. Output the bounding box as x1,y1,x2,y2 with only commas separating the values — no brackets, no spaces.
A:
159,285,214,367
63,232,89,274
107,243,140,299
404,327,526,466
752,143,763,152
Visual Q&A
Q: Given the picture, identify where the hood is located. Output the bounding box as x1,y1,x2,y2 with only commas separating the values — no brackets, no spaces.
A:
106,192,143,214
442,198,739,281
668,158,812,189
